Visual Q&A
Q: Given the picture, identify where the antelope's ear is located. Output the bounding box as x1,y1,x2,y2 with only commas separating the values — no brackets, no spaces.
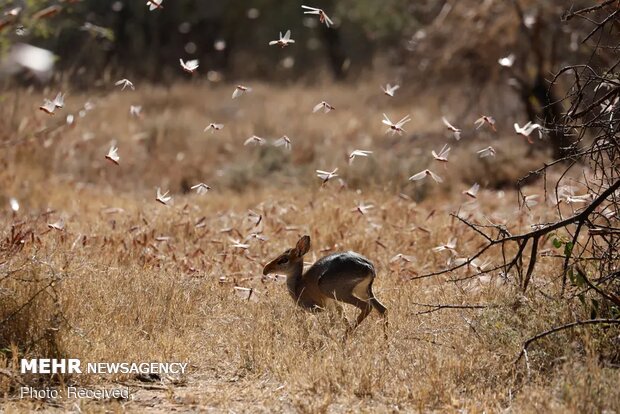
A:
293,235,311,257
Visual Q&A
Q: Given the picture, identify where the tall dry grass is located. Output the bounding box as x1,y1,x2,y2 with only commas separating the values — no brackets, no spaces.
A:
1,81,618,412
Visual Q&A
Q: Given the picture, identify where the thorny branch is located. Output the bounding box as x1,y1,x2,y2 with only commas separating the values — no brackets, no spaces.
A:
412,178,620,288
416,2,620,373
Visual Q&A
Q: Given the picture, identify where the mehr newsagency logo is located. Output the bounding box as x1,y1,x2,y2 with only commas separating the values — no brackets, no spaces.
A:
19,358,188,400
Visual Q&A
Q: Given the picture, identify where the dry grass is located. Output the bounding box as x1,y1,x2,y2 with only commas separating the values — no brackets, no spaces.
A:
0,81,618,412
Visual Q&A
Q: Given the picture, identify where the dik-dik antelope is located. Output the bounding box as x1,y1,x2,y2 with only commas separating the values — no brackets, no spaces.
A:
263,235,388,336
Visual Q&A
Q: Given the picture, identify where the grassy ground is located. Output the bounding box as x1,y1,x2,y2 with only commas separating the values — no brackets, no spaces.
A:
0,81,618,412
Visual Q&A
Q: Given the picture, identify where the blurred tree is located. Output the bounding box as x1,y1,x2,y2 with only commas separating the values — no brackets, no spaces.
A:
405,0,601,159
1,0,390,82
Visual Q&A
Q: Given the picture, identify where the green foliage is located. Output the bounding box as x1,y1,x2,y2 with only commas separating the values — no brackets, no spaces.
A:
564,241,574,257
0,0,54,51
552,235,574,256
569,266,615,320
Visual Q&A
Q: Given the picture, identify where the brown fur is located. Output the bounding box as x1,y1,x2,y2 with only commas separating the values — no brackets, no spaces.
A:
263,235,388,337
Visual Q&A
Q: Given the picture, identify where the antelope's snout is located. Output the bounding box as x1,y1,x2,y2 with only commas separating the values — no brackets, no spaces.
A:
262,261,273,275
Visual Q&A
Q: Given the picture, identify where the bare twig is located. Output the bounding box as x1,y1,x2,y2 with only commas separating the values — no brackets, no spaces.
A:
563,0,618,21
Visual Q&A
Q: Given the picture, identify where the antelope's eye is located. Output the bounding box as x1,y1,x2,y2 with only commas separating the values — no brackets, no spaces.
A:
277,257,289,265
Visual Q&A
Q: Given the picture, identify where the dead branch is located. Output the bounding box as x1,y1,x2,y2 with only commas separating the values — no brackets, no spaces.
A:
515,318,620,365
0,279,55,326
413,178,620,290
411,302,492,316
563,0,619,21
